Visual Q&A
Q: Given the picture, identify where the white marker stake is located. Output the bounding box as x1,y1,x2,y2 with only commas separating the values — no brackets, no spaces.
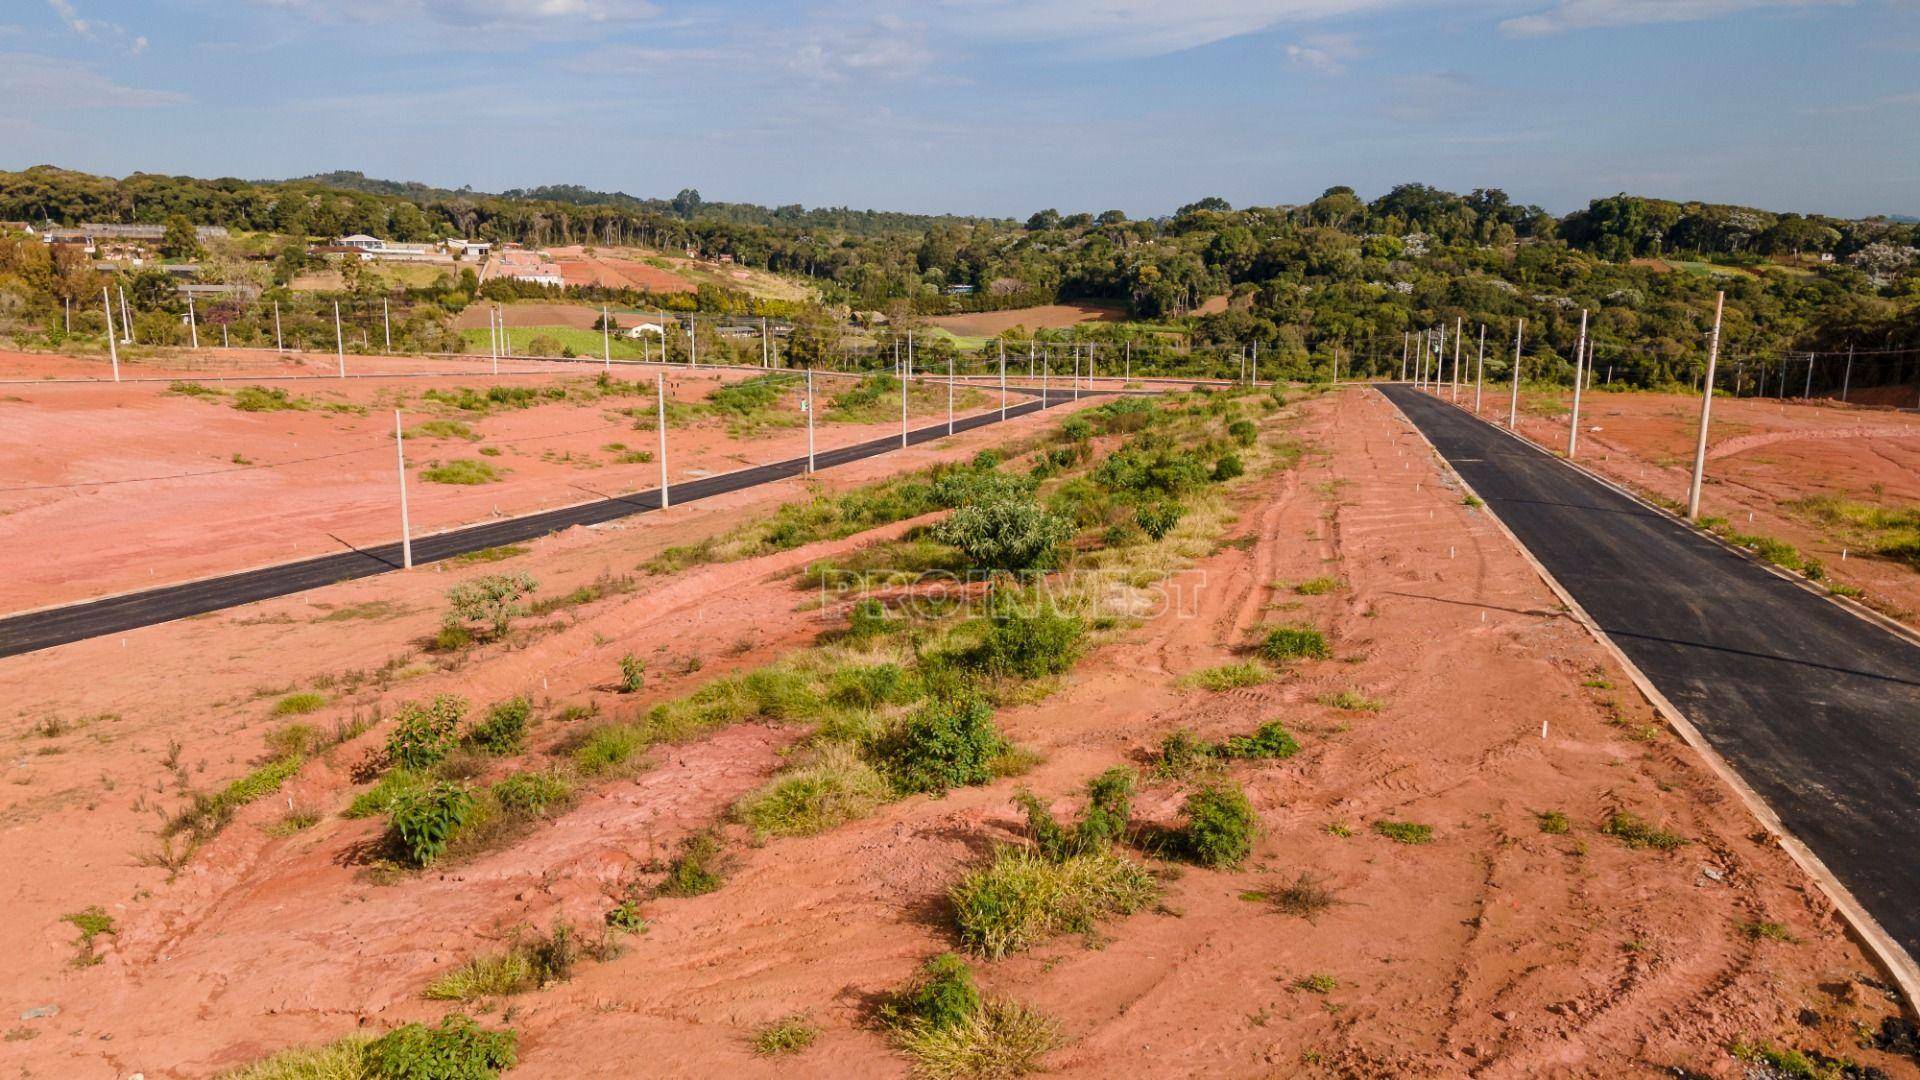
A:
947,353,954,435
1567,309,1588,458
657,373,670,509
274,301,283,353
806,367,816,473
395,410,413,569
188,294,199,350
1686,292,1727,520
602,306,611,372
1474,324,1486,414
334,301,346,378
998,339,1007,422
1509,319,1525,429
102,288,120,382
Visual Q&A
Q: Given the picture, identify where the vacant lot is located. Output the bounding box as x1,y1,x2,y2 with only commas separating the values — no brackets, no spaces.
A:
924,302,1128,339
4,385,1909,1078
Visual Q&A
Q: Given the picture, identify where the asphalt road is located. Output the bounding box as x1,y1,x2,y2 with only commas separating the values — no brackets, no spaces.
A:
1382,384,1920,969
0,390,1073,659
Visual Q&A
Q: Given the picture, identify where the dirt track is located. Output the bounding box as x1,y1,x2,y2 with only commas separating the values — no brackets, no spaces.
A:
5,387,1911,1077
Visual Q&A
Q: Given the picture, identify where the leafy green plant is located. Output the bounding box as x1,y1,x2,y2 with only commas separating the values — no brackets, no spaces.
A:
272,691,327,716
1173,782,1259,868
1134,501,1184,540
388,782,475,866
1372,819,1433,845
1211,453,1245,481
1600,811,1685,851
1015,768,1135,862
753,1014,819,1056
1219,720,1299,760
361,1014,517,1079
950,846,1158,958
488,771,573,816
444,573,537,637
867,697,1006,795
464,697,528,755
967,593,1085,680
1259,625,1331,662
932,497,1073,575
617,654,645,693
387,695,469,770
657,831,725,897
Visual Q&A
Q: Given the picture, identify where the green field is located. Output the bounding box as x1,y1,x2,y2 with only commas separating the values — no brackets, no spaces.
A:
461,325,651,359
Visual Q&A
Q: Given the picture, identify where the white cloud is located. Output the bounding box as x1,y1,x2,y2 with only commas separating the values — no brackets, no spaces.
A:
933,0,1424,56
0,52,187,107
251,0,658,29
1499,0,1849,37
1284,31,1364,73
44,0,147,55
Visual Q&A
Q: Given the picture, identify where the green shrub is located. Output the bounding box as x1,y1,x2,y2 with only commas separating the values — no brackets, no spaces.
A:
445,573,537,637
737,744,888,838
1134,501,1184,540
389,782,476,866
1259,625,1330,662
422,459,503,485
930,465,1034,509
1017,767,1135,862
346,768,424,819
426,924,578,1001
950,846,1159,958
844,598,892,640
1060,416,1093,442
361,1014,516,1079
464,697,529,755
969,595,1085,680
868,697,1006,795
617,654,645,693
1537,810,1571,835
886,953,981,1033
657,831,725,897
1372,819,1433,845
488,771,573,816
1092,442,1210,499
273,691,328,716
1227,419,1258,447
932,497,1073,575
753,1014,819,1056
1180,661,1270,690
1174,782,1258,868
1220,721,1299,760
894,998,1059,1079
231,386,307,412
1211,454,1245,482
387,695,469,770
1293,576,1340,595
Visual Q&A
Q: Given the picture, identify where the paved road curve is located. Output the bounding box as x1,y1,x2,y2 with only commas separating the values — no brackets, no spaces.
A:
1381,384,1920,971
0,391,1069,659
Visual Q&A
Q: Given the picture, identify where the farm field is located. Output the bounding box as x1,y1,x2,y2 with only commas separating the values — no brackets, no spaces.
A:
3,385,1911,1078
1499,388,1920,621
0,355,1003,611
922,302,1128,341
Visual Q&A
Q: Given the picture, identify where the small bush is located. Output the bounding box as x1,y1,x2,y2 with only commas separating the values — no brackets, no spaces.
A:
844,598,892,640
888,953,982,1033
894,997,1058,1080
617,654,644,693
387,695,469,770
1135,501,1184,540
362,1014,517,1079
461,698,526,755
445,573,537,637
426,924,579,1001
1271,872,1339,920
737,743,889,838
1293,577,1340,596
489,770,574,816
1219,721,1299,761
932,497,1073,575
1211,453,1245,482
753,1014,819,1056
1060,416,1093,442
389,782,476,866
1227,419,1258,447
1150,729,1220,779
1181,661,1270,691
1016,767,1135,862
422,459,504,485
346,768,424,818
1372,820,1433,845
273,692,328,716
1600,811,1686,851
1259,626,1331,662
657,831,725,897
968,594,1084,680
950,845,1158,958
1537,810,1571,835
868,697,1007,796
1174,782,1258,868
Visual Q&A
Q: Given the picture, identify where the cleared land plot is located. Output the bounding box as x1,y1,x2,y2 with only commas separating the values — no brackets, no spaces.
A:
922,302,1128,339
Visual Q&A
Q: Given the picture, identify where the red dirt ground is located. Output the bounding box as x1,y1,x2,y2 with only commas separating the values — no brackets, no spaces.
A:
1483,386,1920,622
924,303,1127,339
547,246,697,294
2,387,1911,1078
0,353,1021,611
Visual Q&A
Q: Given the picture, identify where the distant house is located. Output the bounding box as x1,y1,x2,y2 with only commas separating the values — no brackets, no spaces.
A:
623,323,666,339
486,249,564,287
336,234,383,251
444,238,492,259
945,284,975,296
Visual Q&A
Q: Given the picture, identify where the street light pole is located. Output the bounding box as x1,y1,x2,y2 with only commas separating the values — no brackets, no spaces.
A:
1509,319,1524,429
1687,292,1726,520
1567,310,1589,458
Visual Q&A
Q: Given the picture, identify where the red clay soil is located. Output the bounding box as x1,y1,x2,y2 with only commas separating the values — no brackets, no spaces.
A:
3,388,1911,1078
924,303,1127,338
547,246,697,294
1497,387,1920,621
0,360,1016,611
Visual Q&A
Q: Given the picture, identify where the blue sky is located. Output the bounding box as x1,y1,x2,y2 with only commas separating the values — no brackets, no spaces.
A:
2,0,1916,218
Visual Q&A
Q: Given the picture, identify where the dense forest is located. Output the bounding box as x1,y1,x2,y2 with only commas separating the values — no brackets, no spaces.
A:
0,165,1915,390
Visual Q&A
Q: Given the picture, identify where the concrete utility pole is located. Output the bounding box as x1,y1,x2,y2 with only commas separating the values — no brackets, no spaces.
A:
688,313,697,367
1687,292,1727,520
383,298,391,353
762,317,769,368
602,306,611,372
1567,309,1589,458
1401,333,1409,382
1842,345,1854,403
900,343,909,449
102,288,120,383
1436,324,1446,393
1451,317,1463,402
1042,353,1049,408
999,340,1008,422
1251,342,1259,387
1509,319,1525,429
118,287,131,345
188,294,199,350
489,307,499,375
501,306,510,359
1474,324,1486,414
1803,353,1813,401
394,410,413,569
947,353,955,435
656,371,670,509
1125,340,1132,382
274,301,283,353
333,301,346,378
805,367,815,473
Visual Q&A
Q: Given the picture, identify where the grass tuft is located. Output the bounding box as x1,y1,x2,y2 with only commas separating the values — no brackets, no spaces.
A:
950,846,1158,959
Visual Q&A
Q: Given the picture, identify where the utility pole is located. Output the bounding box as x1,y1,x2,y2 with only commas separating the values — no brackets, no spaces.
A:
1566,310,1589,457
489,307,499,375
102,288,120,383
1451,317,1462,402
1400,333,1409,382
761,317,769,368
1842,345,1854,403
999,340,1008,422
1474,324,1486,414
1687,292,1726,520
333,301,346,378
947,353,954,435
118,287,132,345
656,371,670,509
602,305,611,372
1802,352,1813,401
1509,319,1524,429
1042,353,1049,408
394,410,413,569
805,367,815,473
1125,339,1132,382
274,301,283,353
188,294,200,350
1251,342,1259,387
383,298,391,353
900,342,909,449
